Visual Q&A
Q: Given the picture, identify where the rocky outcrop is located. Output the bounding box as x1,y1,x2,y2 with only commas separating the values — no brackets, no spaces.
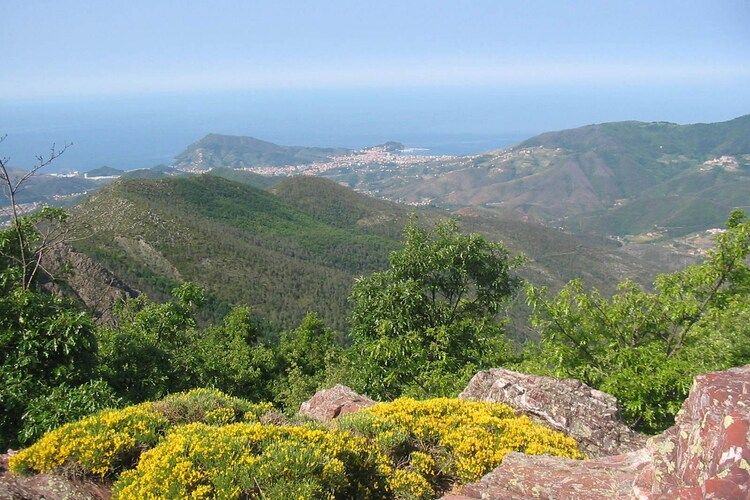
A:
451,365,750,499
459,368,646,457
40,243,138,325
299,384,375,422
0,452,111,500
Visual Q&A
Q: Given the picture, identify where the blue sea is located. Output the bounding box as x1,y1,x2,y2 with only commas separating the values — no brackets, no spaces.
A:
1,85,746,172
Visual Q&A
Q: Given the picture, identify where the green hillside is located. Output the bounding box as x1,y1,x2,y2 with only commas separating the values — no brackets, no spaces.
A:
208,166,284,189
70,175,397,329
353,115,750,237
68,175,662,332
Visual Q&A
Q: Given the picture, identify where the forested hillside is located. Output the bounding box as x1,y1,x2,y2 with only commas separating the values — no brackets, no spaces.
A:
69,175,398,329
339,115,750,238
68,175,664,331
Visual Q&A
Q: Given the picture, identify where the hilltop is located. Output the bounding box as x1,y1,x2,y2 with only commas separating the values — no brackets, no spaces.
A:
173,133,349,171
68,175,663,331
322,115,750,239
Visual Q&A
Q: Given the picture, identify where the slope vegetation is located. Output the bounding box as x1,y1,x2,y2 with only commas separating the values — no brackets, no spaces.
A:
69,175,663,332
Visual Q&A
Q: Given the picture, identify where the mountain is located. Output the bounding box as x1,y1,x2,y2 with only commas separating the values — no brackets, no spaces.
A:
68,175,667,333
69,175,398,329
173,133,350,171
329,115,750,238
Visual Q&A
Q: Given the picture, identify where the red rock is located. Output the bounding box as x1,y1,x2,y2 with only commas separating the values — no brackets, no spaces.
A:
298,384,375,422
459,368,646,457
451,365,750,500
0,451,111,500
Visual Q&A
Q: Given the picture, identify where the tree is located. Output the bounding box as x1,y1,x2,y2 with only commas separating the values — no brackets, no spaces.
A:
349,218,523,399
523,210,750,433
0,136,102,449
273,312,341,412
0,135,73,290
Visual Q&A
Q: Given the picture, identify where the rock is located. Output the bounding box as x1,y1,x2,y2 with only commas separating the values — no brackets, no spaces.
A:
299,384,375,422
457,449,651,500
40,243,139,325
0,452,111,500
451,365,750,500
634,364,750,499
459,368,646,457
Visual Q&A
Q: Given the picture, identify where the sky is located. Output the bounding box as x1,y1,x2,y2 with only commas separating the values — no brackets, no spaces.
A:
1,0,749,170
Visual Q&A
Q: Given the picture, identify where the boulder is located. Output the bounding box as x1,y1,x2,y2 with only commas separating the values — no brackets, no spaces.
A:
451,365,750,500
0,451,111,500
299,384,375,422
459,368,646,457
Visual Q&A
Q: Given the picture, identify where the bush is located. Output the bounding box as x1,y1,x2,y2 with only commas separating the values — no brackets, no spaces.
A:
9,404,167,477
9,389,273,477
19,379,123,446
13,392,583,498
151,388,274,425
113,423,393,499
338,398,583,491
523,210,750,433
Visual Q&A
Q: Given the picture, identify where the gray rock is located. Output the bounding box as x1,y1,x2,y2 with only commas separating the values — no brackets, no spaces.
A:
459,368,646,457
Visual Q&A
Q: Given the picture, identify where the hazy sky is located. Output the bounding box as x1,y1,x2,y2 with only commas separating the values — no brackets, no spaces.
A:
1,1,749,170
2,0,748,98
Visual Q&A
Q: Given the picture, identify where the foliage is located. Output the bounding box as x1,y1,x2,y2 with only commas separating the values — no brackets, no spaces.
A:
0,212,98,449
151,388,274,426
19,379,123,446
349,218,523,399
9,389,275,478
185,306,277,403
273,312,342,413
113,422,392,499
96,283,205,402
338,398,583,494
14,389,582,499
522,210,750,433
97,284,277,404
9,404,167,477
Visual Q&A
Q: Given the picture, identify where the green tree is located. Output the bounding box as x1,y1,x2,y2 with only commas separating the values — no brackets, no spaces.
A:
98,284,279,404
97,283,205,401
188,306,277,402
349,219,523,399
523,210,750,433
0,210,98,449
273,312,341,412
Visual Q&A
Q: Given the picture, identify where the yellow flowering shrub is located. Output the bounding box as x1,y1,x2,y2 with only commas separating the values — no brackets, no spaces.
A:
339,397,584,488
113,422,391,499
8,404,166,477
11,391,583,499
9,388,274,478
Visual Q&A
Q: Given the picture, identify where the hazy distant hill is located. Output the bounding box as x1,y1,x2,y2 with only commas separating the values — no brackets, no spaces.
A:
354,115,750,238
173,133,349,171
68,175,664,332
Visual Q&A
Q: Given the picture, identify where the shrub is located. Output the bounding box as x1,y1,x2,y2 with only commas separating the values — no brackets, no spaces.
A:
13,392,583,499
338,398,584,488
151,388,274,425
9,404,167,477
9,389,273,478
19,379,123,446
113,422,392,499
